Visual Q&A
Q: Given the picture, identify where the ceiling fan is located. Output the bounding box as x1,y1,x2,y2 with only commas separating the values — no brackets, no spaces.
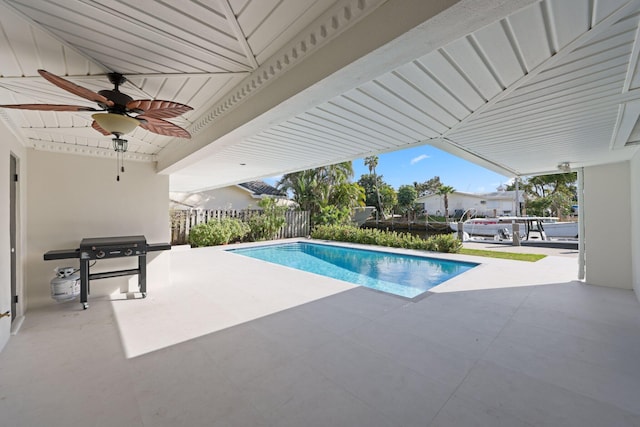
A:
0,70,194,181
0,69,193,139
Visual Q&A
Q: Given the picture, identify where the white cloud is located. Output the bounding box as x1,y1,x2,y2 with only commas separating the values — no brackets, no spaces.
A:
410,154,429,165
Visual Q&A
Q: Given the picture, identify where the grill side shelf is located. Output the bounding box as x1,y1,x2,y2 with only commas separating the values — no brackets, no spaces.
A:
148,243,171,252
44,249,80,260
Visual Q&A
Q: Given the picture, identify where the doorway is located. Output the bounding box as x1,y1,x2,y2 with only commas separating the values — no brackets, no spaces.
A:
10,154,17,322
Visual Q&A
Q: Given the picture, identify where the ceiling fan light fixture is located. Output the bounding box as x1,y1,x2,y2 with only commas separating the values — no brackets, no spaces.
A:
112,137,128,153
111,136,129,182
92,112,139,136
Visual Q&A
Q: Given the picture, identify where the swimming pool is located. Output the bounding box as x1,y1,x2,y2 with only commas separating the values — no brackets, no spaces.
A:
227,242,478,298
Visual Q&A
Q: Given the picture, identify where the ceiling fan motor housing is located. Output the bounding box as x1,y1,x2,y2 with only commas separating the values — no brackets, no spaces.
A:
98,89,133,114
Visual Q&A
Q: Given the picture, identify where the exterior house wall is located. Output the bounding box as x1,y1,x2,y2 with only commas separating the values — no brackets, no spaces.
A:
583,161,632,289
198,186,258,210
631,151,640,300
419,194,445,215
418,192,517,217
0,121,27,349
26,150,170,308
449,194,483,216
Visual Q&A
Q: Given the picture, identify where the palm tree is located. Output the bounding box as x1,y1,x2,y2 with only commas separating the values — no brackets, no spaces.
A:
317,162,354,204
277,169,318,213
364,156,384,216
277,162,359,221
436,185,455,218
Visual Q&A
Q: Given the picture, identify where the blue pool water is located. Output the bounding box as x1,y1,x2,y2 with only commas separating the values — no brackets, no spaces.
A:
227,242,478,298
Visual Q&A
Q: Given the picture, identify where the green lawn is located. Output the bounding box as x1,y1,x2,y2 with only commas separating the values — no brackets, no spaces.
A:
458,248,546,262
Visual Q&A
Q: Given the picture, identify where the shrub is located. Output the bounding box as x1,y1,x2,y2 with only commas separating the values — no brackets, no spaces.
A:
248,197,288,241
310,224,461,253
313,205,352,226
224,217,251,243
188,217,249,247
430,233,462,253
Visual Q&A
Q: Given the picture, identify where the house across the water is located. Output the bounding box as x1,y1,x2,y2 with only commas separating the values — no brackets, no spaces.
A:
416,189,524,218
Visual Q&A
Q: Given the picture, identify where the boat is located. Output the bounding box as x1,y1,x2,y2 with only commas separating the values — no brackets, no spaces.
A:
449,216,578,239
351,206,376,226
540,220,579,238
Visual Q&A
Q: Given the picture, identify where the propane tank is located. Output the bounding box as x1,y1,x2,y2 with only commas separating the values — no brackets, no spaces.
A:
50,267,80,302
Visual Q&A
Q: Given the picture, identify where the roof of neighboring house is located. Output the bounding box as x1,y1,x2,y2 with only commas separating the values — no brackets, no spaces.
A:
237,181,286,197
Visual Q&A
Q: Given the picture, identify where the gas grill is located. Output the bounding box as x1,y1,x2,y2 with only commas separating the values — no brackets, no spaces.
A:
80,235,147,260
44,235,171,309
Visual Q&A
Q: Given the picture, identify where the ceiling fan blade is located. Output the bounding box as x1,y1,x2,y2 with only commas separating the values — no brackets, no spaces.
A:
91,120,112,136
38,69,114,107
0,104,98,112
137,116,191,139
126,99,193,118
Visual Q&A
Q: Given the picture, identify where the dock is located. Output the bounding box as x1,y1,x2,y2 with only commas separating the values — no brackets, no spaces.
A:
464,236,578,250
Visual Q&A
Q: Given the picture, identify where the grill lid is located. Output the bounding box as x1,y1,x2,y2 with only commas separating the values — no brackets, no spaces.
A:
80,235,146,249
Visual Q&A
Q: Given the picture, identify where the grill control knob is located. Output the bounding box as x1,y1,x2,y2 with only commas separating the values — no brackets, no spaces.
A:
124,248,133,256
96,250,106,259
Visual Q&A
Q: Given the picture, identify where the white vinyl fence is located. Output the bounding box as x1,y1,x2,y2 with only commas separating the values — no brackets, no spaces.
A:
170,209,310,245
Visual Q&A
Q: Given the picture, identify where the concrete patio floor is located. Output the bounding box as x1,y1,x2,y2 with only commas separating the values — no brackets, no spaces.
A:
1,240,639,426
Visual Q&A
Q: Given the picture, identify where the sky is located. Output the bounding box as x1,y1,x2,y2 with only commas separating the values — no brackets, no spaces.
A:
265,145,512,194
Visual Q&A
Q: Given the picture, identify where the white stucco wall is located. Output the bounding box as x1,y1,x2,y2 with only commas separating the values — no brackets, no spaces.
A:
583,161,633,289
27,150,170,308
631,151,640,299
0,121,27,350
419,193,515,217
199,186,257,210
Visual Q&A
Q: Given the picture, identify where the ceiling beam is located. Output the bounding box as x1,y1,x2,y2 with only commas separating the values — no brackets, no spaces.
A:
157,0,539,176
28,138,156,162
23,126,163,148
0,71,248,81
219,0,259,70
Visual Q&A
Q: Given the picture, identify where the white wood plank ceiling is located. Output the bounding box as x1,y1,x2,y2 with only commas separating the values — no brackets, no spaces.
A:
1,0,640,192
0,0,361,160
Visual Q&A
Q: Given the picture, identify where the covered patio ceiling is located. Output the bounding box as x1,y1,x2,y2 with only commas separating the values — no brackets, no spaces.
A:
1,0,639,192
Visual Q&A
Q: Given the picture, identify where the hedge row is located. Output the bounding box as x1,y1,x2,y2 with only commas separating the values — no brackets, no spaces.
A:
311,224,462,253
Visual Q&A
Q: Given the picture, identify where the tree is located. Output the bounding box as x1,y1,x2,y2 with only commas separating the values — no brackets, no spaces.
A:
364,156,384,215
396,185,418,217
436,185,455,218
277,169,318,213
358,174,379,206
329,181,365,209
506,172,577,217
357,173,398,217
248,197,287,241
277,161,363,225
314,161,355,205
413,176,442,197
527,173,576,198
378,184,398,216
